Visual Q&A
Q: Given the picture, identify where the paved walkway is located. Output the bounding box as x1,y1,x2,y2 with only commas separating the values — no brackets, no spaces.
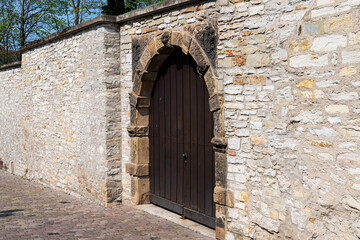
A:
0,171,212,240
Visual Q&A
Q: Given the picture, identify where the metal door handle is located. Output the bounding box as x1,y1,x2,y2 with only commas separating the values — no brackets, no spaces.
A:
182,153,187,160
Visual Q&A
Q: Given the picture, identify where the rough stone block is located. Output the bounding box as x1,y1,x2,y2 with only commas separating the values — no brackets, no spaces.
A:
296,79,313,89
126,163,149,176
311,35,347,52
329,92,358,101
204,68,217,96
329,13,353,32
130,137,149,164
171,31,192,54
289,54,328,68
246,53,270,67
228,137,240,150
209,92,223,112
189,41,210,76
342,50,360,64
232,56,246,66
339,66,356,76
289,39,310,53
234,75,266,85
215,152,227,188
325,105,350,113
226,190,234,208
131,176,150,204
338,153,360,163
214,186,226,205
303,20,325,35
349,31,360,45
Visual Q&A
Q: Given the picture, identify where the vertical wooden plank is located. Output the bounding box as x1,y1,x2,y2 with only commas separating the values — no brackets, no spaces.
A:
165,58,172,200
176,52,184,205
159,72,166,198
170,56,178,202
197,74,205,214
152,75,160,196
190,59,198,211
183,53,191,208
150,85,154,195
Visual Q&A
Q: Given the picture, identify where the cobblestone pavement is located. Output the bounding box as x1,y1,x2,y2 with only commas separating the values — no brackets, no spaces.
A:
0,171,212,240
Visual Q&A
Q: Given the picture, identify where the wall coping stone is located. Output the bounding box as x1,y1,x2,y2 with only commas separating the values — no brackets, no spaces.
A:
0,61,22,71
116,0,202,23
19,15,118,52
17,0,202,53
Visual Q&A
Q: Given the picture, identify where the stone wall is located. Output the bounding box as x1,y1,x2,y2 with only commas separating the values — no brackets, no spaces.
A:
0,22,122,205
0,65,23,175
0,0,359,239
119,0,360,239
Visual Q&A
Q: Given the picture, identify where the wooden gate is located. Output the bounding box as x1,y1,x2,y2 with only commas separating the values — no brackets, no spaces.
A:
149,50,215,228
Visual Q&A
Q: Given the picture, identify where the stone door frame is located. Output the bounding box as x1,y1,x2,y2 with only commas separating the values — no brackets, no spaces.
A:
126,31,232,238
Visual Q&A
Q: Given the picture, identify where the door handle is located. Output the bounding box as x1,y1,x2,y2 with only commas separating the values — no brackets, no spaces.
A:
182,153,187,160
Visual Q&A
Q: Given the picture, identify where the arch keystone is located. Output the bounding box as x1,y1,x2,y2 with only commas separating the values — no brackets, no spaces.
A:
154,31,174,54
171,31,192,54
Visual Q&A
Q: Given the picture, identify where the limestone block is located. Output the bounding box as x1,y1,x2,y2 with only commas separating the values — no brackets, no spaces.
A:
249,5,264,16
131,176,150,204
329,92,359,101
317,0,335,7
308,127,337,137
289,54,328,67
311,35,347,52
130,137,149,164
303,20,325,35
232,56,246,66
217,0,229,5
339,66,356,76
246,53,270,67
311,7,336,18
325,105,350,113
289,39,310,53
228,137,240,150
349,31,360,45
234,75,266,85
125,163,149,176
329,13,353,32
342,50,360,64
337,153,360,163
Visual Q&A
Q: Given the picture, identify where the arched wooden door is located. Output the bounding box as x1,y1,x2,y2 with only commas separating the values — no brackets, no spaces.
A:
149,50,215,228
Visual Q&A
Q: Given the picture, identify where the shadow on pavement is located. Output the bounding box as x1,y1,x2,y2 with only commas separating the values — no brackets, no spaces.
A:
0,209,24,218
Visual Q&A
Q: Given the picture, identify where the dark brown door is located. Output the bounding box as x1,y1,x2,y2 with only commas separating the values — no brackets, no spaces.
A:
149,50,215,228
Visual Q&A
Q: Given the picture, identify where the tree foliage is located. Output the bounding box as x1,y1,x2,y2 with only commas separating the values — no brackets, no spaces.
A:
0,0,163,65
58,0,106,27
102,0,163,15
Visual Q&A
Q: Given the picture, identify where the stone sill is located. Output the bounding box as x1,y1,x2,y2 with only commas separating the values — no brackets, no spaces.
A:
0,61,22,71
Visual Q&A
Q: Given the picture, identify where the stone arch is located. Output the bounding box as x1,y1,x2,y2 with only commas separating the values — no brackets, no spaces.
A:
126,31,230,238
